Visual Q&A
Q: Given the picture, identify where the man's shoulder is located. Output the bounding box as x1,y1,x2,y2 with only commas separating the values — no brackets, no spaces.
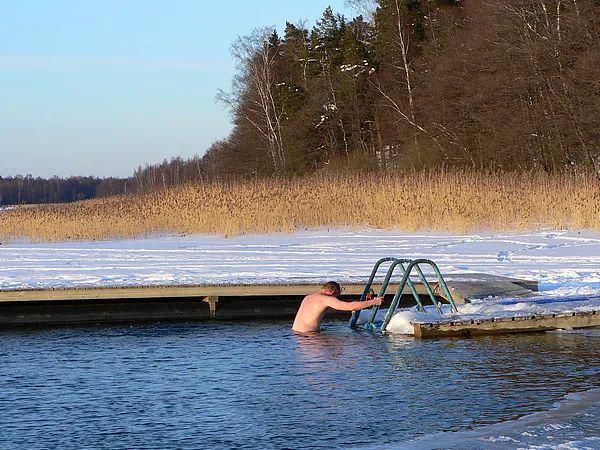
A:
304,292,330,303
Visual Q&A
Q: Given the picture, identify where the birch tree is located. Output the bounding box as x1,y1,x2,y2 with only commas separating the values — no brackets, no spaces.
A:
218,28,287,174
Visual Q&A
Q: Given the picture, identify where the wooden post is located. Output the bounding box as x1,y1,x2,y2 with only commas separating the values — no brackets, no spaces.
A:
203,296,219,319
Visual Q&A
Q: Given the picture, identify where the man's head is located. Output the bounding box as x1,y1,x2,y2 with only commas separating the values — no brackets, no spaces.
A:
321,281,342,297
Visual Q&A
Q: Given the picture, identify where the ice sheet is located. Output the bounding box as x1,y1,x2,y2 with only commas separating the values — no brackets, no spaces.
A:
359,388,600,450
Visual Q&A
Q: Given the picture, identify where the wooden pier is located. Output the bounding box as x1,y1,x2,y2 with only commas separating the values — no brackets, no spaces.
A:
413,310,600,338
0,273,537,327
2,273,597,337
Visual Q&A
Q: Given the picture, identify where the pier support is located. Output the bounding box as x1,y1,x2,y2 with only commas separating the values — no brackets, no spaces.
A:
203,296,219,319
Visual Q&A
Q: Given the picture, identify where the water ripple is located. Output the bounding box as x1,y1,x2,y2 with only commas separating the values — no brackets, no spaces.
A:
0,322,598,449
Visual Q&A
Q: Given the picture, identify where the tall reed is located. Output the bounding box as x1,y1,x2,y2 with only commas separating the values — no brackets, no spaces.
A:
1,171,598,242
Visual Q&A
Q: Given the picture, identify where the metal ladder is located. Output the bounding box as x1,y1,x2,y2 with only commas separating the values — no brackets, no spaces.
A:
350,257,459,333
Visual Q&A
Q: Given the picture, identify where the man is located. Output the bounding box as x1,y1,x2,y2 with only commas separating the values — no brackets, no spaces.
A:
292,281,383,333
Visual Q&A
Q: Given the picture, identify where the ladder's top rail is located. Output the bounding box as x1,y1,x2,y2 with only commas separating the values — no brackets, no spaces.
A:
375,257,400,263
397,259,453,282
379,259,459,332
402,259,443,271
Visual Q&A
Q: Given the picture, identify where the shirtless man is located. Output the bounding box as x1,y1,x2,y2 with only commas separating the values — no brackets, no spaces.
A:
292,281,383,333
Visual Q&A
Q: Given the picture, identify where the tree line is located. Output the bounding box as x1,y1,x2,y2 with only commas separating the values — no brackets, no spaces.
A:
2,0,598,204
0,176,132,206
136,0,598,190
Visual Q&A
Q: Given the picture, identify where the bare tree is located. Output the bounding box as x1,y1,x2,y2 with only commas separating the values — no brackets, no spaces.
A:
345,0,378,21
218,28,286,174
373,0,451,163
491,0,599,175
392,0,416,131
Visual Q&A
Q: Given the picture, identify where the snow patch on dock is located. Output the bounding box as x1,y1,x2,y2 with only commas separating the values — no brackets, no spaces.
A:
355,292,600,335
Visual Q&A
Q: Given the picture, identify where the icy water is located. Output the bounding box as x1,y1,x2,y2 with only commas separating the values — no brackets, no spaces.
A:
0,322,598,450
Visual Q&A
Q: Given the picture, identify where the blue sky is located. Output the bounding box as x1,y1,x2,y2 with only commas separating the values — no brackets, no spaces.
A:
0,0,351,177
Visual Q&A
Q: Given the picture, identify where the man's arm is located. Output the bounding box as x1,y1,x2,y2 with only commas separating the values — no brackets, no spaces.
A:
322,295,383,312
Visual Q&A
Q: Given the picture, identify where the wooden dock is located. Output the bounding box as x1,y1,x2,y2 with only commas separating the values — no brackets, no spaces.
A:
413,310,600,338
0,273,536,303
0,273,539,327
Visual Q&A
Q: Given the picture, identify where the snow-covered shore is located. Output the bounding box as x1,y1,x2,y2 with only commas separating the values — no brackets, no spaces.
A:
0,229,598,292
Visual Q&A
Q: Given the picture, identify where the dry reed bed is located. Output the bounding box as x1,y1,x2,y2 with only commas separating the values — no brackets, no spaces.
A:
1,171,598,242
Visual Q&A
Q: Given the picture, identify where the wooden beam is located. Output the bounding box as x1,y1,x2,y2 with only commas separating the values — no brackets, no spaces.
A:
0,282,411,303
0,274,538,304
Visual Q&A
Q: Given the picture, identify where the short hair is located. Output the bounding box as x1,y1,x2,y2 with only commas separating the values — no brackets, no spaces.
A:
322,281,341,295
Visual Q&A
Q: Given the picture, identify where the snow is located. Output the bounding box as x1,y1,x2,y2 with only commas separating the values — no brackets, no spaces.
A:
1,229,598,292
355,292,600,334
1,228,599,332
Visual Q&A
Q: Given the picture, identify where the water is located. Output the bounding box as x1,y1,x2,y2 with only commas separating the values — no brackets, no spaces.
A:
385,388,600,449
0,321,598,449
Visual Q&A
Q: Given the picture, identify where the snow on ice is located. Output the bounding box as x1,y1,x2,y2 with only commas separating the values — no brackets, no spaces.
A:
1,229,598,291
0,229,599,332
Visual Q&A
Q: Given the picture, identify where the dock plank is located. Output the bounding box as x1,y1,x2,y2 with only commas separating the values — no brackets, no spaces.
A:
0,274,538,304
0,282,400,303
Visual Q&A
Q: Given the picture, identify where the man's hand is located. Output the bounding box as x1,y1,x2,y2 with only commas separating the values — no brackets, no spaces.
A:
371,296,383,306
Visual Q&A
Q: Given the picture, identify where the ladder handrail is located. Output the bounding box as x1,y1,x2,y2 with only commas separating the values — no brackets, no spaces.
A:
380,259,458,333
365,259,430,329
350,257,398,329
413,265,443,315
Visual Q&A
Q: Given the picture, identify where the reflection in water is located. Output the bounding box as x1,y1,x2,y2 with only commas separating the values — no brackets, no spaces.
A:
294,331,338,359
0,321,598,449
294,329,366,361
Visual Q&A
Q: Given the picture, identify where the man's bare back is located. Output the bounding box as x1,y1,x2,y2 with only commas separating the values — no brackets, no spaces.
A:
292,282,382,333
